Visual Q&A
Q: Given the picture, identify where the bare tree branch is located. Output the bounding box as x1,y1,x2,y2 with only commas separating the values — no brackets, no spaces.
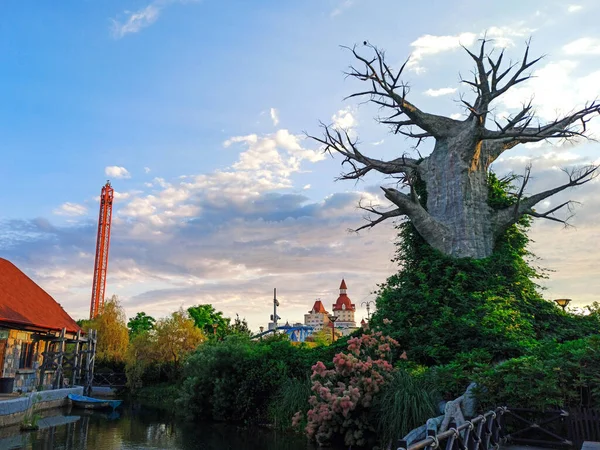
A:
308,123,420,180
343,44,461,138
494,164,598,233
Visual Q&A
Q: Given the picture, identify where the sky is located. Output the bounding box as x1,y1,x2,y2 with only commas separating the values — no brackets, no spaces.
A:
0,0,599,331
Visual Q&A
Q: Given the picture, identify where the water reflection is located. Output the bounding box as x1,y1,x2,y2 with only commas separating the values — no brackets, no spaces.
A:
0,403,319,450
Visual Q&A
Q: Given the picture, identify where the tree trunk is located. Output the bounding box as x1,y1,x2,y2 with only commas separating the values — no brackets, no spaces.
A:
421,138,494,258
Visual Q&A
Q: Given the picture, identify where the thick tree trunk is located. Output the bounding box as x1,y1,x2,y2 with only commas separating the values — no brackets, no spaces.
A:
421,138,494,258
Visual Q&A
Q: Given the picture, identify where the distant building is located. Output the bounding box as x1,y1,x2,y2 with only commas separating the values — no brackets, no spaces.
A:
304,300,331,333
331,279,357,336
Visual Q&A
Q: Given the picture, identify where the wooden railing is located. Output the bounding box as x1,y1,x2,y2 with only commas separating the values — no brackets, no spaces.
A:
92,372,126,388
397,407,506,450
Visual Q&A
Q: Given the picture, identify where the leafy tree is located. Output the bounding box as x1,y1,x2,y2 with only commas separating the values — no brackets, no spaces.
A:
83,295,129,362
127,312,156,338
228,313,251,337
311,329,333,346
155,308,205,366
187,304,230,338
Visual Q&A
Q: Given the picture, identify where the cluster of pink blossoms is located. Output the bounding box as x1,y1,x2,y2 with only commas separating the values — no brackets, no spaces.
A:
294,332,400,447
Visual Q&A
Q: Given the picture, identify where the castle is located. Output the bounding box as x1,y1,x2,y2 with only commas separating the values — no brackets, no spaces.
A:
304,279,358,337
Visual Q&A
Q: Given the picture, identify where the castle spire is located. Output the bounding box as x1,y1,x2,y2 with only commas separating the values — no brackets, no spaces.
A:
339,279,347,295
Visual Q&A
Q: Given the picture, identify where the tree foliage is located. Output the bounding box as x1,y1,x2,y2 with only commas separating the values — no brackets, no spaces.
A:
127,311,156,338
125,309,204,388
83,295,129,362
187,304,230,338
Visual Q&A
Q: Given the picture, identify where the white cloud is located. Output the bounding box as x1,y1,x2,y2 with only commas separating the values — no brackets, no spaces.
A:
567,4,583,12
372,139,385,146
105,166,131,179
111,4,160,38
485,25,535,48
144,167,151,174
424,87,457,97
407,32,477,73
110,0,199,39
331,107,356,130
563,37,600,55
270,108,280,126
303,184,311,190
450,113,463,120
496,60,600,131
407,26,534,73
53,202,88,216
331,0,353,17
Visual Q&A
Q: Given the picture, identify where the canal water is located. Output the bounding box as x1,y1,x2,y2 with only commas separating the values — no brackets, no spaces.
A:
0,403,320,449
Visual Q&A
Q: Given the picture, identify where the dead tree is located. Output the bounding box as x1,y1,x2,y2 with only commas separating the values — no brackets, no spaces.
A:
312,40,599,259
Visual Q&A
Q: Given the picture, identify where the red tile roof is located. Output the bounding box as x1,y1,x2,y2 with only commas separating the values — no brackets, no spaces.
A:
333,279,355,312
0,258,81,334
309,300,328,314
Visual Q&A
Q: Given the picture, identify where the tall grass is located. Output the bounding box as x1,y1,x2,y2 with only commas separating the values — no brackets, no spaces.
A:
373,370,439,447
268,377,312,430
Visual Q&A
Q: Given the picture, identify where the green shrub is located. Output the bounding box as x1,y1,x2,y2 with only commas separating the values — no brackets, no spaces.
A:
177,334,315,424
475,335,600,409
372,369,439,447
269,377,312,430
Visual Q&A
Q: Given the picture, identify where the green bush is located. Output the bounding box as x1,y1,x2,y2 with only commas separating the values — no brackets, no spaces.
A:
476,335,600,410
177,334,316,424
269,377,312,430
372,369,439,447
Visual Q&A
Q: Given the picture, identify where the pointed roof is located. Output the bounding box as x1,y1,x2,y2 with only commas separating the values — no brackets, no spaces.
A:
0,258,82,334
309,300,328,314
332,279,355,312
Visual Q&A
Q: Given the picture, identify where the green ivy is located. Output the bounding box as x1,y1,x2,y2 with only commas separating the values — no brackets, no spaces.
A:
372,172,598,366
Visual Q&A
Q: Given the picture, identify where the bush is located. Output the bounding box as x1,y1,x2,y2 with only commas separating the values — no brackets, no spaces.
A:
178,334,315,424
269,377,312,430
372,369,439,447
476,335,600,410
295,332,399,447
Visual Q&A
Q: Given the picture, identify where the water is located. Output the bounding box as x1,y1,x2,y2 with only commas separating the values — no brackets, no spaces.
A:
0,403,319,449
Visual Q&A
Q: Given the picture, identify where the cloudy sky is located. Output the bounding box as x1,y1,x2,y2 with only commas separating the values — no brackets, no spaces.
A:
1,0,599,330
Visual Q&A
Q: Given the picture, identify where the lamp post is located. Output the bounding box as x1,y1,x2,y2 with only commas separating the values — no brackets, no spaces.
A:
328,314,338,343
361,300,375,320
554,298,572,312
259,326,264,333
212,323,218,338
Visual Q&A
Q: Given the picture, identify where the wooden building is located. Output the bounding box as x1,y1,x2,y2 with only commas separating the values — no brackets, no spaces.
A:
0,258,95,393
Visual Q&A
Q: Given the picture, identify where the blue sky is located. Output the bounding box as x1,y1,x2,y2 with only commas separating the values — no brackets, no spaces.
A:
1,0,599,329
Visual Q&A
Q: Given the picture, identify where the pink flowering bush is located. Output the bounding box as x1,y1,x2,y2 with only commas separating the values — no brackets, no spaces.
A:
294,332,399,447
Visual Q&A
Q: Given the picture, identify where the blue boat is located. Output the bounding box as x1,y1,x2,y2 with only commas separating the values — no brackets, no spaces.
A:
67,394,122,411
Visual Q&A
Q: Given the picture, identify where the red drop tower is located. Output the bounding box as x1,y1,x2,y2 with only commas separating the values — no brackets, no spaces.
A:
90,181,115,319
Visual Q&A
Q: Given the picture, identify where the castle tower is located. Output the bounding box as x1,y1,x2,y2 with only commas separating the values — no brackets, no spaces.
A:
332,279,357,336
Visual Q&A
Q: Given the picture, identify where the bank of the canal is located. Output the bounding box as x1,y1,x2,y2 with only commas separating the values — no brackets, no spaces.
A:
0,401,322,449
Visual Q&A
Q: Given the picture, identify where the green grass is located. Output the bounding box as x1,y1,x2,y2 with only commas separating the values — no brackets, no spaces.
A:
372,370,439,447
268,377,311,430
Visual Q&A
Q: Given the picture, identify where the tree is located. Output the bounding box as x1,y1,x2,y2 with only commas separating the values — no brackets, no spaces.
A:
312,40,599,258
84,295,129,362
187,304,230,338
228,313,252,337
127,312,156,338
155,309,205,366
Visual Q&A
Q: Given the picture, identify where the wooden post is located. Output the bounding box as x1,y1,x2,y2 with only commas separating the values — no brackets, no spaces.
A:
72,330,81,387
53,328,66,389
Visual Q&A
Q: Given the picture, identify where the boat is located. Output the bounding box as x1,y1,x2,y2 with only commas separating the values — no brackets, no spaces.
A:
67,394,123,411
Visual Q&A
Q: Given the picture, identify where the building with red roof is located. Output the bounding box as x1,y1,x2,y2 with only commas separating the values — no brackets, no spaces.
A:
331,279,357,336
0,258,84,393
304,299,331,332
